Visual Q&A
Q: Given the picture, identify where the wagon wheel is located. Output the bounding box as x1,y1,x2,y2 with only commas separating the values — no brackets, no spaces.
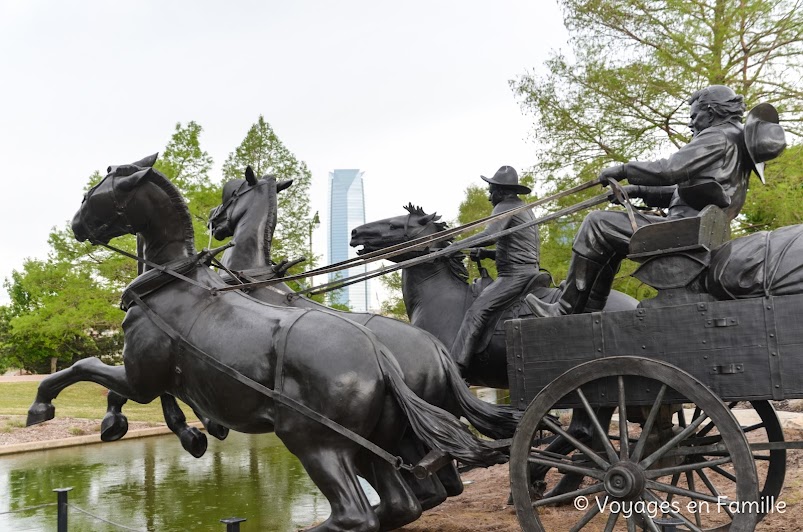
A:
510,357,758,532
673,399,785,525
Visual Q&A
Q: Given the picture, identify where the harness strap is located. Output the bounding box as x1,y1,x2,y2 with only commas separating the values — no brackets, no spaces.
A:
125,291,411,471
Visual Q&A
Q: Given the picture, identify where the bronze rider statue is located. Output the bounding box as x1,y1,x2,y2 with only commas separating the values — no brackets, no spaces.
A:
450,166,538,373
526,85,786,318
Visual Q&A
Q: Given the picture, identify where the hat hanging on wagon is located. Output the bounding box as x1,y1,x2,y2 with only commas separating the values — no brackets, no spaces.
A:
481,166,531,195
744,103,786,184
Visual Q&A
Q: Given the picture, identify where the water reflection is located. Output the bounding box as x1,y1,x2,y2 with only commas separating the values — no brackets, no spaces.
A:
1,390,504,531
0,432,334,531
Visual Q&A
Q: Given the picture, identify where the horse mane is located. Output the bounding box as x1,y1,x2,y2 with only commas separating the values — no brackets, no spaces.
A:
403,203,468,283
146,169,196,254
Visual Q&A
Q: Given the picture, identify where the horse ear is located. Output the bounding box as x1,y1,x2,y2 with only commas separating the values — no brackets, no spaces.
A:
245,166,257,186
420,213,438,225
131,153,159,168
277,178,294,193
116,168,151,192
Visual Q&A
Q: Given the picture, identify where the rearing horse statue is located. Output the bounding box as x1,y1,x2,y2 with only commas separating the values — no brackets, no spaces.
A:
27,156,504,532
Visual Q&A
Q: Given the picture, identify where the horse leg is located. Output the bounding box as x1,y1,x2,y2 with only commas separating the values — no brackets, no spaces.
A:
358,451,422,531
396,434,448,510
156,396,207,458
101,391,130,442
27,358,159,427
289,444,380,532
192,408,229,441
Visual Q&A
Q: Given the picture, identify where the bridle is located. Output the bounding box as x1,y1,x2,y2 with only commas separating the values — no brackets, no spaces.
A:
208,179,271,233
79,168,143,245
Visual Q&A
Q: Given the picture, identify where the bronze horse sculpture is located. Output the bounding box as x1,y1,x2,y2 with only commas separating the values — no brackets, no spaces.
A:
26,156,505,532
207,169,521,441
105,167,522,509
350,204,639,388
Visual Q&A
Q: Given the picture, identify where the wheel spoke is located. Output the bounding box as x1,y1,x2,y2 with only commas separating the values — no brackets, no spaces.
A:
626,515,637,532
631,384,668,462
640,411,708,470
618,376,629,460
646,479,724,505
637,498,662,532
540,416,610,470
645,456,732,479
569,501,602,532
602,509,619,532
695,469,735,518
643,489,704,532
666,472,680,505
527,456,605,480
686,471,702,528
533,482,605,508
709,465,737,482
575,387,619,464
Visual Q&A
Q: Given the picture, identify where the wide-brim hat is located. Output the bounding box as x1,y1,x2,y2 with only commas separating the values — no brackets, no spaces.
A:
745,103,786,184
480,165,531,195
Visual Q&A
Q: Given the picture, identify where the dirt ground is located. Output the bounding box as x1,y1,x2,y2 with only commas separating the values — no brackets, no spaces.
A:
400,443,803,531
3,412,803,531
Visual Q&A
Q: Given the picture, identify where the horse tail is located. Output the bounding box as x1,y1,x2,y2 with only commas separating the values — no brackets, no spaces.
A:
433,341,522,440
376,347,506,468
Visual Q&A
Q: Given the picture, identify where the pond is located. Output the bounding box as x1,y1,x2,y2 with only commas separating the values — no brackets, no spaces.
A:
0,387,506,531
0,431,358,531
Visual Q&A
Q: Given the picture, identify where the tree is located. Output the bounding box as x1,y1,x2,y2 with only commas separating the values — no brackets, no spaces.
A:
155,121,219,248
377,272,408,320
222,116,314,268
2,259,124,372
514,0,803,180
1,122,216,372
507,0,803,296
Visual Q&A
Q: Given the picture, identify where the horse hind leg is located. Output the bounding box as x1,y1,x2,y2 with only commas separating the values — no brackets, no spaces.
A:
358,451,422,531
27,358,158,427
101,391,130,442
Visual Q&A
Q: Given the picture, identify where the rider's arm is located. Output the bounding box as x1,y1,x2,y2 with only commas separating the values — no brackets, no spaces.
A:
627,185,677,208
622,129,727,186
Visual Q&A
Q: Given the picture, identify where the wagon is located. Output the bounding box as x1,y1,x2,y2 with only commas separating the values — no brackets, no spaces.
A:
503,206,803,531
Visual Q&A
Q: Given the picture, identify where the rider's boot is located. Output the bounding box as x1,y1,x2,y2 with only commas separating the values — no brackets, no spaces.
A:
524,255,604,318
580,260,619,312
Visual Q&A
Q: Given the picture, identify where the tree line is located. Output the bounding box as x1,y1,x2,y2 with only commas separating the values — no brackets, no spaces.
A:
0,118,317,373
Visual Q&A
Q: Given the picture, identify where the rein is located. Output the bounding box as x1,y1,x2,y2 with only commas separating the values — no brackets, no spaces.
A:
288,190,614,298
217,176,606,292
125,290,415,474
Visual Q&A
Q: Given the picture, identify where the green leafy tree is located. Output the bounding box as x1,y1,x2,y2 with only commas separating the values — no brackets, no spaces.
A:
155,121,219,248
740,144,803,232
222,116,314,268
377,271,408,320
1,122,216,371
2,260,123,372
507,0,803,296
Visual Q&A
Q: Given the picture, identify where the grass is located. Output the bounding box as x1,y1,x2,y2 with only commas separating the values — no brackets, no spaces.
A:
0,381,179,424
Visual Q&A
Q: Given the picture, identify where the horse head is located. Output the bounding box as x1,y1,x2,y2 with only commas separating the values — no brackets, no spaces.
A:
350,203,447,262
72,153,161,244
208,166,293,242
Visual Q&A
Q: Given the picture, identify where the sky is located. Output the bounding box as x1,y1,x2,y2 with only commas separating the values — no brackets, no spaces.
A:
0,1,569,304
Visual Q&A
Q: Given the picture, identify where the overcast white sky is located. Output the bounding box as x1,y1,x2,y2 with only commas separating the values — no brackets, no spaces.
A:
0,1,568,304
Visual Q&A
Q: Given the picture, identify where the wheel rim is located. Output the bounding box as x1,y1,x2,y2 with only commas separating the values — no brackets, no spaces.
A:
510,357,759,532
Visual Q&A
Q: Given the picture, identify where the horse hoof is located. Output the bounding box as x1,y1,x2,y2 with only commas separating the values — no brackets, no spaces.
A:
206,421,229,441
180,427,208,458
26,402,55,426
100,412,129,442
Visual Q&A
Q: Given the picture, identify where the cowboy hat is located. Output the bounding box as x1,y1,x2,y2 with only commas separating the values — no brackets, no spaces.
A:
745,103,786,184
480,166,531,195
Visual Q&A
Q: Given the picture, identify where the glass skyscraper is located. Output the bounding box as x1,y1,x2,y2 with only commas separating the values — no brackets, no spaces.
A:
328,169,370,312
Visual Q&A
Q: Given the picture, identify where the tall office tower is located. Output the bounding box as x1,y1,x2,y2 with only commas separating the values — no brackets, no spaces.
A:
328,169,370,311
